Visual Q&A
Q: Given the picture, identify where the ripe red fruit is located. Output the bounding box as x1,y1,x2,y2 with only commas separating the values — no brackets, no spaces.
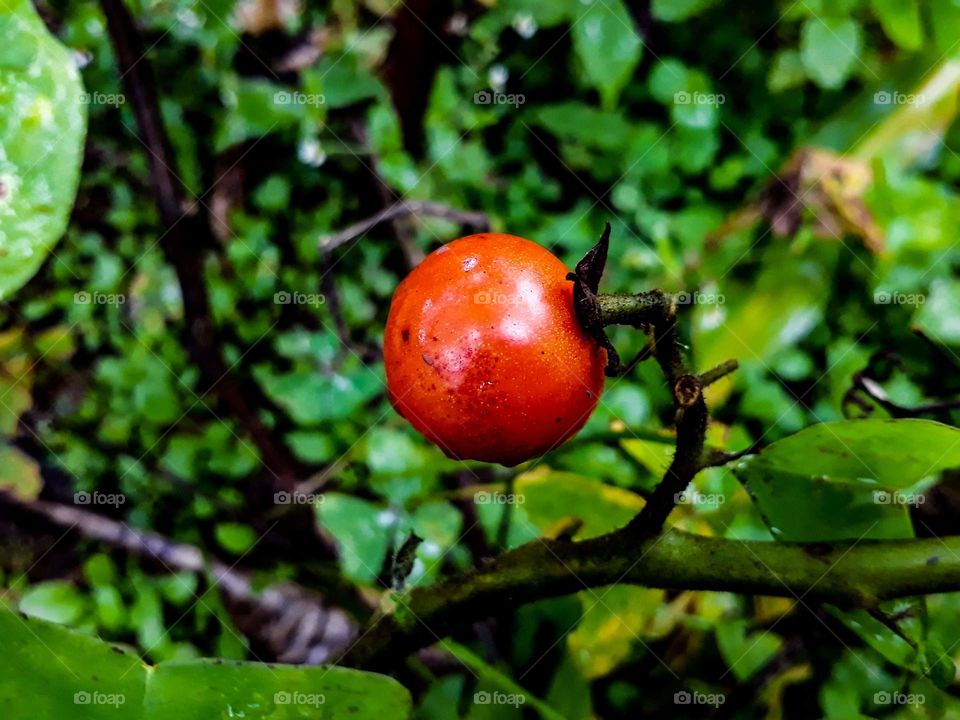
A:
384,233,606,466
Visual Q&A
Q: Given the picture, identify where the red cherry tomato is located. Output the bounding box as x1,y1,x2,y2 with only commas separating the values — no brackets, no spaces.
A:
384,233,606,466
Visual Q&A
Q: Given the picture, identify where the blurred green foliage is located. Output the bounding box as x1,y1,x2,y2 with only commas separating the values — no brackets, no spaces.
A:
1,0,960,717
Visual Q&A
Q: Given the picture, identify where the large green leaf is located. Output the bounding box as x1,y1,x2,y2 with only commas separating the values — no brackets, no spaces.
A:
0,1,86,299
734,419,960,541
0,606,412,719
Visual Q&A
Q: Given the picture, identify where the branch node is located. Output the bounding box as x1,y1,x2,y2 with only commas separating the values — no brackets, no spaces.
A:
674,374,702,409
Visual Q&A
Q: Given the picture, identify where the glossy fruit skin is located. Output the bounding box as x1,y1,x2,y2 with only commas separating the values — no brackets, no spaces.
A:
384,233,606,466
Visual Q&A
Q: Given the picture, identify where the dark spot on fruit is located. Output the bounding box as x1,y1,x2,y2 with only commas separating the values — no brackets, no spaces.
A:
432,336,438,342
928,555,941,565
555,417,562,423
401,328,410,342
586,390,593,398
422,353,434,366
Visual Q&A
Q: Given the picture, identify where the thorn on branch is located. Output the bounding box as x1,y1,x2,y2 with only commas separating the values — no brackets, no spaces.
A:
567,223,625,376
700,443,761,469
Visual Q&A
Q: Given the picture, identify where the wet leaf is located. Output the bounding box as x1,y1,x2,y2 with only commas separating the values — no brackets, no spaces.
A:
0,606,412,718
735,419,960,541
0,2,86,299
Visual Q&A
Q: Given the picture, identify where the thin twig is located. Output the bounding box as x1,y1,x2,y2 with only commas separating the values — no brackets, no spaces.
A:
700,358,740,387
845,366,960,419
319,200,489,251
3,495,359,663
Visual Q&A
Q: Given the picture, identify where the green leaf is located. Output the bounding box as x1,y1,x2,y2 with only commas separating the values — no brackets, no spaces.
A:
648,60,722,129
620,437,674,477
0,445,42,500
92,586,126,631
694,243,834,398
215,77,305,151
529,102,633,152
913,278,960,347
870,0,923,50
316,493,392,585
304,55,384,109
412,501,462,548
19,581,87,625
83,554,118,588
0,367,32,436
568,586,664,678
651,0,719,21
734,419,960,541
768,49,806,92
830,606,955,687
515,467,645,539
440,640,565,720
931,0,960,57
0,606,412,718
0,1,86,299
571,0,643,109
715,619,782,681
286,431,336,463
545,655,592,720
214,522,257,555
130,578,165,653
800,17,863,89
259,367,383,426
